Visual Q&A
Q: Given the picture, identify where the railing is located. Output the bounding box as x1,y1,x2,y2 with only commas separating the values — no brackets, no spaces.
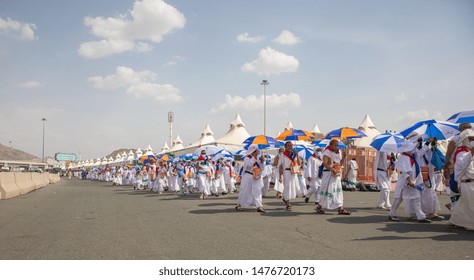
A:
0,160,48,172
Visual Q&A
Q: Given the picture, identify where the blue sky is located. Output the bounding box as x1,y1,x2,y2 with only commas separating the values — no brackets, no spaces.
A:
1,0,473,160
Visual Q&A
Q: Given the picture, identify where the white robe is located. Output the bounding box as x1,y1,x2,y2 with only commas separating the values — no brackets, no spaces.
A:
450,148,474,229
318,149,343,210
238,155,264,208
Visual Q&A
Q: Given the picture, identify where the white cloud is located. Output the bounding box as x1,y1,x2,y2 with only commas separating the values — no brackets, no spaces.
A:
394,93,407,103
0,16,37,41
274,30,300,45
211,93,301,113
396,110,445,123
78,0,185,59
236,32,265,43
17,81,45,89
241,47,299,76
164,55,185,66
88,66,183,102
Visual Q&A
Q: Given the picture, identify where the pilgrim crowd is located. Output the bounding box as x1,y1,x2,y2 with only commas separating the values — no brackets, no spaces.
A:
71,123,474,231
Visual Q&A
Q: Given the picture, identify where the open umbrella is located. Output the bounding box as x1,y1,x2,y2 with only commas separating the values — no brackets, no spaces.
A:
179,153,196,161
243,135,280,150
157,154,173,162
193,145,220,156
294,144,314,159
324,127,367,140
211,149,234,161
314,139,347,149
276,129,314,141
370,132,406,153
447,110,474,124
399,119,459,140
139,154,156,163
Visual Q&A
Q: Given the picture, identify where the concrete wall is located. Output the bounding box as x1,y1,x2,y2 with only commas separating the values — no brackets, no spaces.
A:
0,172,60,200
0,172,21,199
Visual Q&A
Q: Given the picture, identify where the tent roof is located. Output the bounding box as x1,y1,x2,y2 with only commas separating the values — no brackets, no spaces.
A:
284,121,294,131
353,114,381,148
310,124,321,134
215,113,251,145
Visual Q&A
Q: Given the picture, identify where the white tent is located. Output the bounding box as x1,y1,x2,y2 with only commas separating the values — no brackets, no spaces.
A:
215,113,250,145
353,114,381,148
168,135,185,152
189,124,216,148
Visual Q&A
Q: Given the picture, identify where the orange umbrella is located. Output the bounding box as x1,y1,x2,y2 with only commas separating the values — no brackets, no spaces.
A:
276,129,314,141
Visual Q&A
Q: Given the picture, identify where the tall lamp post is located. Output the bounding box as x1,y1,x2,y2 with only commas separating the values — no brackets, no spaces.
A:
261,80,269,135
41,118,46,163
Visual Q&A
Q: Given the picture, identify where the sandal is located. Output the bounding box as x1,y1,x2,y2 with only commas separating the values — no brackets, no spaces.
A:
285,205,292,211
235,205,244,211
315,208,325,214
338,208,351,215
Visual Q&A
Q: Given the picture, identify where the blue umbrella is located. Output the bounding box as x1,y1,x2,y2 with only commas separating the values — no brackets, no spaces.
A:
235,149,246,156
370,132,406,153
294,144,314,159
313,139,347,149
324,127,367,140
447,110,474,124
243,135,280,150
399,119,459,140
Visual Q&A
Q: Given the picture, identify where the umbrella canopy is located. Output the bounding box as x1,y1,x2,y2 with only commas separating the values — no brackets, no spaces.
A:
235,149,246,156
370,132,406,153
324,127,367,140
314,139,347,149
139,154,156,164
276,129,314,141
157,154,173,162
210,149,234,161
294,144,314,159
399,119,459,140
179,153,197,161
193,145,221,156
243,135,280,150
447,110,474,124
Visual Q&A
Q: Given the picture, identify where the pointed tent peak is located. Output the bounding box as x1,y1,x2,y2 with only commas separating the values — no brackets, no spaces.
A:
128,150,134,156
146,144,153,152
230,113,245,128
202,124,214,136
162,142,170,150
115,154,122,159
358,114,376,131
284,121,294,131
136,148,143,154
102,156,107,161
311,124,321,134
121,151,128,157
175,135,183,144
108,156,114,162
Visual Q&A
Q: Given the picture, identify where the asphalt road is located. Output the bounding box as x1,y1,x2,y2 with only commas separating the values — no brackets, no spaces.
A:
0,178,473,260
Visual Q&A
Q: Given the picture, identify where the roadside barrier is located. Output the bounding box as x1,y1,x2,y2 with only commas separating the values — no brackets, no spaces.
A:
0,172,21,199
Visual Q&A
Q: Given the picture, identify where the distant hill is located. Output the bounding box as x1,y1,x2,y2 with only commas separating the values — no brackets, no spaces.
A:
0,143,40,161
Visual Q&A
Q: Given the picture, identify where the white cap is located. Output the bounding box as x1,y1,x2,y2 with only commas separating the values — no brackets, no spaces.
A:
247,144,259,155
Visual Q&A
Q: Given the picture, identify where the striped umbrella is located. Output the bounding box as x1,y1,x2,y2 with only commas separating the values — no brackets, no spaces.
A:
324,127,367,140
399,119,459,140
294,144,314,159
370,132,406,153
447,110,474,124
243,135,280,150
314,139,347,149
276,129,314,141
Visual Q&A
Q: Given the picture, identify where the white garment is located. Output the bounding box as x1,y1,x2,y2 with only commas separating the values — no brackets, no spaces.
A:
307,155,322,203
278,152,299,200
374,152,392,208
238,155,264,208
318,149,343,210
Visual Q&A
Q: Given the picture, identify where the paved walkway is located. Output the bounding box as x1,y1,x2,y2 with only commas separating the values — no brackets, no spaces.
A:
0,178,472,259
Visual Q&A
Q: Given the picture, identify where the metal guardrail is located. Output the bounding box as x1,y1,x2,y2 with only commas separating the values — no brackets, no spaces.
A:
0,160,48,172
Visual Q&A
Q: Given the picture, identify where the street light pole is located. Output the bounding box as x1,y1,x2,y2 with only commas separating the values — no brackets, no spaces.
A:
41,118,46,163
261,80,269,135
